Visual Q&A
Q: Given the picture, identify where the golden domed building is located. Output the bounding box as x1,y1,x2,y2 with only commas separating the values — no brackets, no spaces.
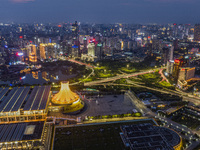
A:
51,81,84,113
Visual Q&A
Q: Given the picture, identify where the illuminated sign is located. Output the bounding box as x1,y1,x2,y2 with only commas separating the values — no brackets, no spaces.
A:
97,44,102,47
185,56,189,59
174,59,180,63
17,52,23,56
72,45,78,48
20,76,26,80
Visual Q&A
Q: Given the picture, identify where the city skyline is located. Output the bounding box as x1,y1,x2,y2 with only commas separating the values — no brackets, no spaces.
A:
1,0,200,24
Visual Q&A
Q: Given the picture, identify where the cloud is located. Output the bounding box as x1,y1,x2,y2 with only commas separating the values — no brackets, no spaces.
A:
10,0,35,3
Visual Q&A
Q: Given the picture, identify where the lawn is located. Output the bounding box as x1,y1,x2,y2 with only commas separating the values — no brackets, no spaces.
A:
158,81,172,87
97,72,114,78
120,67,136,73
54,119,155,150
138,71,161,83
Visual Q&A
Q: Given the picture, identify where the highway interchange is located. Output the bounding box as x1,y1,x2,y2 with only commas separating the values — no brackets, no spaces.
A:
68,59,200,149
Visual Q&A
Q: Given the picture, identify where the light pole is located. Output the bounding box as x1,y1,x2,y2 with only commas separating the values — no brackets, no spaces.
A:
127,64,129,69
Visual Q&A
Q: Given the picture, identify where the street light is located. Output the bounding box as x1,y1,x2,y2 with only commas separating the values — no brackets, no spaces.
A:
127,64,129,69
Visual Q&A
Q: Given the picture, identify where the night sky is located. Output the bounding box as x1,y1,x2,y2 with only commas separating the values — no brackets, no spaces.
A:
0,0,200,24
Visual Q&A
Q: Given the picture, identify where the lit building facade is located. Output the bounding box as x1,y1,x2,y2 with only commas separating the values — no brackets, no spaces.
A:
172,59,183,81
178,67,195,81
51,82,84,113
166,60,174,75
29,44,37,62
194,24,200,41
96,43,103,60
71,45,79,58
39,44,46,60
87,42,95,56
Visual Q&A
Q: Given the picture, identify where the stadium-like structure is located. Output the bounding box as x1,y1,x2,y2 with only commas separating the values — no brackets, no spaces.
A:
51,81,84,113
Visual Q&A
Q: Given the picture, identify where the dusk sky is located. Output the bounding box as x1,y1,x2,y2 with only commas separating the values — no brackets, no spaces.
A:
0,0,200,24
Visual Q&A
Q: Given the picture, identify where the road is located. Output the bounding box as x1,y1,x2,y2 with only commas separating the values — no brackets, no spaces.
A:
67,59,200,148
70,67,94,85
67,59,95,68
84,69,157,86
126,90,200,149
159,69,169,83
64,59,95,86
126,79,200,105
67,59,200,105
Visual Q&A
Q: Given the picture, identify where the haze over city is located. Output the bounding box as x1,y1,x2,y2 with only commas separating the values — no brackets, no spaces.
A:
1,0,200,23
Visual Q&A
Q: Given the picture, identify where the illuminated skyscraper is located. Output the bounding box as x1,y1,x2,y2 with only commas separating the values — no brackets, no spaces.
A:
166,60,174,75
39,44,46,60
178,67,195,81
29,44,37,62
83,37,87,49
46,43,57,59
72,21,79,42
71,45,79,58
71,21,80,56
87,42,95,56
194,24,200,41
96,43,103,60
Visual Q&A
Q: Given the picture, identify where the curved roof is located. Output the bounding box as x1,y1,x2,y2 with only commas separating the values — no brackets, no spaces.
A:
52,82,80,105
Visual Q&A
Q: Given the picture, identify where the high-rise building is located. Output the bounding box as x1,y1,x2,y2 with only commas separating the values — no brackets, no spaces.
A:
39,44,46,60
46,43,57,59
71,21,80,56
72,21,79,41
172,59,183,81
29,44,37,62
177,67,196,89
162,47,170,65
71,45,79,58
169,46,174,60
178,67,195,81
83,37,87,49
87,42,95,57
96,43,103,60
194,24,200,41
166,60,174,75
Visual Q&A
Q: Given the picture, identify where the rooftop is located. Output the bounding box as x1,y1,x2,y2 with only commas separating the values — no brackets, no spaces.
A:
52,82,80,105
0,85,51,113
0,121,44,143
120,123,181,150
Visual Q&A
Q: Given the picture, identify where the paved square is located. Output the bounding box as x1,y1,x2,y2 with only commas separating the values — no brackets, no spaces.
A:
82,95,135,117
